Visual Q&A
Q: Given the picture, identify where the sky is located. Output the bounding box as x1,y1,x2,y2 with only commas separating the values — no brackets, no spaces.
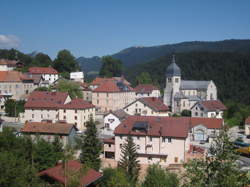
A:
0,0,250,59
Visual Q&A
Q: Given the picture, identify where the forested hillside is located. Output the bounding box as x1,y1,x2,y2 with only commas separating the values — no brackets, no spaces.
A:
125,51,250,105
77,39,250,74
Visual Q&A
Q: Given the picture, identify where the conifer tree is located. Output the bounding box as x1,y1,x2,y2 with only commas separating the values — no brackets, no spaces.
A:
79,117,101,170
118,135,140,183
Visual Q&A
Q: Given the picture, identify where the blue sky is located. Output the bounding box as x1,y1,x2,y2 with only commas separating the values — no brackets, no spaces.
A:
1,0,250,58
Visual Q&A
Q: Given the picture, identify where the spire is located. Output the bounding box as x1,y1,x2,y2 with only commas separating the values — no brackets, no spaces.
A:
165,55,181,77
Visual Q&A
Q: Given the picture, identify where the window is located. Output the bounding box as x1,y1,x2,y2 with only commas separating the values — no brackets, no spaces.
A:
64,109,66,113
195,112,198,116
75,110,77,113
41,114,43,119
120,144,122,148
175,78,179,83
162,138,166,143
109,144,111,147
150,137,152,142
75,116,77,120
168,138,172,143
32,114,34,118
120,136,122,140
168,78,172,82
148,156,152,161
75,122,77,126
183,101,185,107
97,100,99,104
107,93,109,97
137,145,140,149
64,116,66,120
105,123,110,128
174,157,178,163
137,136,140,140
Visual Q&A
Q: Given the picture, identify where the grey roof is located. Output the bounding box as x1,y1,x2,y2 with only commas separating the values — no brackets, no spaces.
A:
166,56,181,77
113,109,129,120
186,95,202,101
180,80,211,90
174,92,186,99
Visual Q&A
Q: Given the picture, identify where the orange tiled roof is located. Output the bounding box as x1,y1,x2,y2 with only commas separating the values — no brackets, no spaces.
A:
24,91,69,109
62,98,95,109
138,97,169,112
0,59,17,66
29,67,58,74
0,71,28,82
38,160,102,186
21,121,76,135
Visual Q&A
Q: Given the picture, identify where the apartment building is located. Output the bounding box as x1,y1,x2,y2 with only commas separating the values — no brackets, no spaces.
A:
28,67,59,85
103,116,223,167
134,84,161,99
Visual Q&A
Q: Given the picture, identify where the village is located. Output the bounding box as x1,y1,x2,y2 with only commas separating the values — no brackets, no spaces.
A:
0,54,250,186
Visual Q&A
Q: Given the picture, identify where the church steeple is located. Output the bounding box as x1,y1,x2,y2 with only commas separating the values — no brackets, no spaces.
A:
165,55,181,77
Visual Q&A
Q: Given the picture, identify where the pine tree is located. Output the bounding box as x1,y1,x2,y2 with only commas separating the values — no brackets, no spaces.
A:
79,117,101,170
52,136,64,161
118,135,140,183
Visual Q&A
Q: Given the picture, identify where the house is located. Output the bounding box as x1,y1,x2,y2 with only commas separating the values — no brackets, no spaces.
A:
103,109,129,136
124,97,170,116
80,83,92,102
24,91,95,131
92,78,135,112
105,116,223,167
134,84,161,98
21,121,78,146
191,100,227,118
163,55,217,113
39,160,103,186
0,59,20,71
28,67,59,85
59,98,95,131
70,71,84,83
245,117,250,135
0,71,36,100
24,91,71,123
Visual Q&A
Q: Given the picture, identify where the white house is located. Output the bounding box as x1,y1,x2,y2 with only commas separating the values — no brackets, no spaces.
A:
124,97,170,116
70,72,84,83
134,84,161,99
103,109,129,136
28,67,59,85
191,100,227,119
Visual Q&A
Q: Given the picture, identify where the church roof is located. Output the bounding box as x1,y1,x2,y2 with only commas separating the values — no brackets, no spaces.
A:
180,80,211,90
165,55,181,77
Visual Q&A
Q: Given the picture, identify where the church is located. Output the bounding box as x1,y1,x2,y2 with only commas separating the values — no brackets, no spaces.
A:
163,56,217,113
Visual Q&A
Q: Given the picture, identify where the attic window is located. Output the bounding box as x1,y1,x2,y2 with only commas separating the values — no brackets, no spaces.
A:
132,121,149,132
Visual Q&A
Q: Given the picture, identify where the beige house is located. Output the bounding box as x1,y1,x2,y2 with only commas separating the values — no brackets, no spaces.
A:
0,71,37,100
21,121,78,147
24,91,95,131
58,98,95,131
124,97,170,116
245,117,250,135
0,59,21,71
103,116,223,167
92,78,135,112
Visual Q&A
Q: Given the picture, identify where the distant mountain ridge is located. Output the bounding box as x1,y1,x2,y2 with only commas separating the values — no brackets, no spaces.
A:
76,39,250,74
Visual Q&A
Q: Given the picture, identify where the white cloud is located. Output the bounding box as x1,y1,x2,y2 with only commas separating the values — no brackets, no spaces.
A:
0,34,20,48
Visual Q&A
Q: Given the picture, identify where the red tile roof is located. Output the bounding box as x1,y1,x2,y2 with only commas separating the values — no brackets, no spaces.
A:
138,97,169,112
190,117,223,129
246,117,250,124
29,67,58,74
199,100,227,111
103,137,115,144
0,59,17,66
62,98,95,109
25,91,69,109
38,160,102,186
114,116,223,138
134,84,159,94
91,77,114,85
114,116,190,138
21,121,76,135
93,79,133,92
0,71,30,82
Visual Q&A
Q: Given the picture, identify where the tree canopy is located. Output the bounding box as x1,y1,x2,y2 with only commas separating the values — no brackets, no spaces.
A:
79,117,102,170
136,72,153,85
99,56,123,77
53,49,80,73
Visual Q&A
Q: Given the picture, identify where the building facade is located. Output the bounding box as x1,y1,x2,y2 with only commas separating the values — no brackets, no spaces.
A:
134,84,161,99
124,97,170,116
28,67,59,85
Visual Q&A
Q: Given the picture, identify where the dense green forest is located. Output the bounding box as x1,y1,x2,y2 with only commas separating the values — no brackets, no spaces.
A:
125,51,250,105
